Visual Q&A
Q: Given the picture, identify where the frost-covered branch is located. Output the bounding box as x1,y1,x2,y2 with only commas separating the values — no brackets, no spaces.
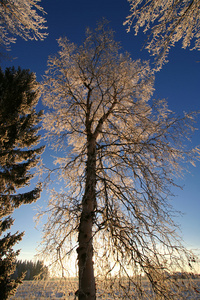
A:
39,21,199,299
0,0,47,48
124,0,200,69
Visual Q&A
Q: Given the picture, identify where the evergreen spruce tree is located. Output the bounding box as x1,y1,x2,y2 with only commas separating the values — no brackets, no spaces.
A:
0,67,44,299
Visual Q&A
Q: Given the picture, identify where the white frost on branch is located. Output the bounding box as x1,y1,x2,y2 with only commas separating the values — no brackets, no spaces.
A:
124,0,200,69
39,21,199,298
0,0,47,48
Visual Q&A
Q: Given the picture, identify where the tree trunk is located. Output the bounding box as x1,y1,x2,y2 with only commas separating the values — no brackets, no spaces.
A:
77,135,96,300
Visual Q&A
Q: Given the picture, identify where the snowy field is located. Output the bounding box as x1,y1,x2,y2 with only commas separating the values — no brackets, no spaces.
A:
9,279,77,300
9,279,200,299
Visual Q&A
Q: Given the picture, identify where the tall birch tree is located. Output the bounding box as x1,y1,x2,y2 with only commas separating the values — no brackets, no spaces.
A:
40,21,199,299
124,0,200,69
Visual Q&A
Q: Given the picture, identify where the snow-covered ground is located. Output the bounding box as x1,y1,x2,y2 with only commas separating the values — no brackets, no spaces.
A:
9,279,77,300
9,279,200,299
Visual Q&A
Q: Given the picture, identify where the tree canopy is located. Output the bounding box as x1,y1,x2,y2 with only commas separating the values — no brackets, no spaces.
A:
124,0,200,69
0,0,47,48
40,21,199,299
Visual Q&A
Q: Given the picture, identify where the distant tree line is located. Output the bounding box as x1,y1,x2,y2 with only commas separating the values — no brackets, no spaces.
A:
11,260,49,281
141,271,200,280
171,272,200,280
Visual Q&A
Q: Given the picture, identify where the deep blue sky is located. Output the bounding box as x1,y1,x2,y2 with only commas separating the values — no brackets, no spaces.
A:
3,0,199,262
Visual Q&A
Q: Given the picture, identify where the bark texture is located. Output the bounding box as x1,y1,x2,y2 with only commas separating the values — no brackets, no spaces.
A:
77,135,96,300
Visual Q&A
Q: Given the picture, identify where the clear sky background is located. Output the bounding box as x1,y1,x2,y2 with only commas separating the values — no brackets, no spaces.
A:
2,0,200,263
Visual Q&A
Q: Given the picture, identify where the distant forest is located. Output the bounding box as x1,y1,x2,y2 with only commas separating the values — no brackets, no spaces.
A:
11,260,49,280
